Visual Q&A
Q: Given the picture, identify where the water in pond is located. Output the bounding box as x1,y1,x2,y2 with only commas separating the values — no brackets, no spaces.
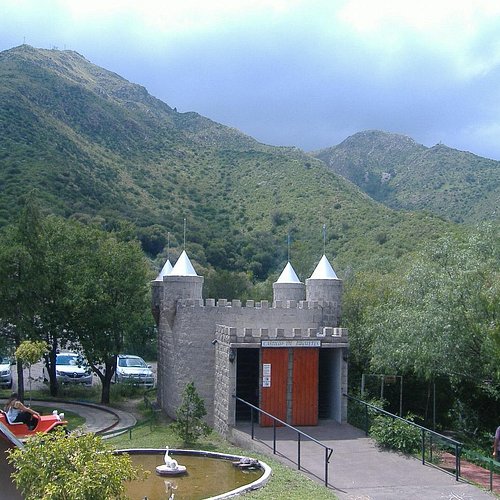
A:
126,453,263,500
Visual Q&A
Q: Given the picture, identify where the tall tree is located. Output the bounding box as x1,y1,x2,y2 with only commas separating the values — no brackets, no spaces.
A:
0,199,153,403
0,198,47,399
358,225,499,398
67,227,151,404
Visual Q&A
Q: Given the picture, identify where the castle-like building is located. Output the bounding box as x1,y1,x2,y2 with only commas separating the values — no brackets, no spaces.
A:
152,251,348,437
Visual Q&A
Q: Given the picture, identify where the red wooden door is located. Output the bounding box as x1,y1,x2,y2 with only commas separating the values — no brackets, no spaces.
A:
260,348,288,426
292,348,319,426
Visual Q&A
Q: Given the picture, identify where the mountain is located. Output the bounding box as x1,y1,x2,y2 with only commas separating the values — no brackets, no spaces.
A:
0,45,459,282
313,130,499,223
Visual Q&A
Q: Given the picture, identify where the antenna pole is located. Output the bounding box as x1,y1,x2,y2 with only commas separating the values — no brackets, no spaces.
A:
167,232,170,259
183,218,186,250
323,224,326,255
287,233,290,262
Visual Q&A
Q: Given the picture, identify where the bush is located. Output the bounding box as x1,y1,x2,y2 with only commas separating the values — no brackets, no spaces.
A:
347,396,386,432
8,427,145,499
370,414,421,454
171,382,211,445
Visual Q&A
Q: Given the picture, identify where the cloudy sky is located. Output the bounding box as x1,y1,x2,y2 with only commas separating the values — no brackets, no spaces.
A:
2,0,500,159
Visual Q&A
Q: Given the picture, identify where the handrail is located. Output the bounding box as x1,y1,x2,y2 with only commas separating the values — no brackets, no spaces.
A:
344,393,463,481
233,396,333,487
345,393,462,445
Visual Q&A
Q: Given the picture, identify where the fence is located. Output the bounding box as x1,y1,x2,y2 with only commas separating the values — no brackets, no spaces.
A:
233,396,333,487
345,393,463,481
346,393,500,492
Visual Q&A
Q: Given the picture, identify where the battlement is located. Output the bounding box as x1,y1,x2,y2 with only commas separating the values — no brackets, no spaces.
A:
176,298,338,310
215,323,348,344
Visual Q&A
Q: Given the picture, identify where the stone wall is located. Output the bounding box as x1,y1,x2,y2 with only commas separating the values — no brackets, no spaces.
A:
156,292,348,426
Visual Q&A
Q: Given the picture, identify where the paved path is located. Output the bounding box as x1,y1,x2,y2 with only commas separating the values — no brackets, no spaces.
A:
232,420,495,500
0,398,136,435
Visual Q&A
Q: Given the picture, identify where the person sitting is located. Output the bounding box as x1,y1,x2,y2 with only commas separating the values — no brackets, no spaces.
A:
4,392,40,430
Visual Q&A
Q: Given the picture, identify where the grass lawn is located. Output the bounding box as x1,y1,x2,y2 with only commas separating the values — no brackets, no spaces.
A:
32,405,85,431
109,416,337,499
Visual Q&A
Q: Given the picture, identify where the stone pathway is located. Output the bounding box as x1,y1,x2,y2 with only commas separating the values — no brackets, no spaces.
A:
232,420,496,499
0,398,136,435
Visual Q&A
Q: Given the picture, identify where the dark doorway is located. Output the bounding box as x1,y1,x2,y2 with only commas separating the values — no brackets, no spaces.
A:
318,349,334,419
235,348,259,421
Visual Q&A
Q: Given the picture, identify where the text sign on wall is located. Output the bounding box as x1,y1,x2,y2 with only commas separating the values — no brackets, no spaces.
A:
261,340,321,348
262,363,271,387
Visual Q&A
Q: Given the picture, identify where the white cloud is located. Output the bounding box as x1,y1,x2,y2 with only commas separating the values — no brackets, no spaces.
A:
336,0,500,79
62,0,300,34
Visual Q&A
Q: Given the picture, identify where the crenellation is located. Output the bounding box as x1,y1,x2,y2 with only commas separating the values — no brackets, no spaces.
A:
217,299,227,307
205,298,216,307
232,299,241,308
246,300,254,307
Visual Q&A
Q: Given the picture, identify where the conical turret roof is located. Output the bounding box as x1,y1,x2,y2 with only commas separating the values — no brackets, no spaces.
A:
170,250,198,276
155,259,173,281
276,262,301,284
309,255,338,279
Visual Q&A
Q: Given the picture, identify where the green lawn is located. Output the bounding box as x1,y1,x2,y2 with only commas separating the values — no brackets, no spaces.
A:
32,405,85,431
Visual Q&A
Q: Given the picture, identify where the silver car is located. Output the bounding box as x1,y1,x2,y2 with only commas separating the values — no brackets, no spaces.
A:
115,355,154,388
0,356,13,389
55,352,93,386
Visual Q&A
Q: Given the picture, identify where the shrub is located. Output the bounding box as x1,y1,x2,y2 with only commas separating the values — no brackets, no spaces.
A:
8,427,144,499
370,414,421,454
171,382,211,445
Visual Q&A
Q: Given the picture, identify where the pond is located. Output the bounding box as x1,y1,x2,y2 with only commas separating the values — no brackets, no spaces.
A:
119,449,269,500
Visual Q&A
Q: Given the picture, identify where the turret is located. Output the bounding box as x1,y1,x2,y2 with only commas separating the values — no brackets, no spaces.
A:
273,262,305,302
155,259,173,281
152,251,203,328
164,250,203,302
306,255,342,324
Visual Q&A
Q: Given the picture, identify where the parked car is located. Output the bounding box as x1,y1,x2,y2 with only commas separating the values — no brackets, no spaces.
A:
54,352,92,386
0,356,13,389
115,355,154,388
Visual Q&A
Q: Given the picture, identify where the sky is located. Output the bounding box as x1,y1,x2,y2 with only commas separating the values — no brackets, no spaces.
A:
2,0,500,159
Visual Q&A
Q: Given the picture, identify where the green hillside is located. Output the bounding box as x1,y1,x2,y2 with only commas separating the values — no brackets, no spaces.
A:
313,130,499,223
0,45,460,283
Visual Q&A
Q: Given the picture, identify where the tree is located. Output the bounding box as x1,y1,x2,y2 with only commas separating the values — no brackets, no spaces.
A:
203,269,251,301
171,382,211,444
367,226,499,384
15,340,48,403
0,198,48,399
8,427,144,500
354,225,500,427
0,198,153,402
67,227,151,404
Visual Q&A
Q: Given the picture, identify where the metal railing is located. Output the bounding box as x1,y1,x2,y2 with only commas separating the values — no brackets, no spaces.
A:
233,396,333,487
345,393,463,481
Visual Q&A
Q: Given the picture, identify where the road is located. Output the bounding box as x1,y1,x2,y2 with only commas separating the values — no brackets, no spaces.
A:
9,359,157,393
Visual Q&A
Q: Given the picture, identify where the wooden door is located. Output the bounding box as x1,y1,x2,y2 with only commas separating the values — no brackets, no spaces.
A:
291,348,319,426
260,348,288,426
